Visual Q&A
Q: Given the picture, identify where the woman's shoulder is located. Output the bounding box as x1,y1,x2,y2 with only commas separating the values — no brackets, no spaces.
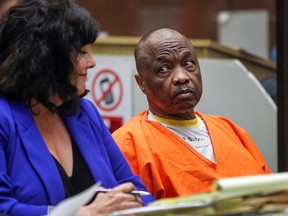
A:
0,96,16,136
79,98,98,113
0,96,29,126
78,98,104,122
0,96,12,117
0,95,8,105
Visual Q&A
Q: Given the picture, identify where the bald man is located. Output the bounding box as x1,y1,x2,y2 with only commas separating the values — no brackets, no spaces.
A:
112,28,271,199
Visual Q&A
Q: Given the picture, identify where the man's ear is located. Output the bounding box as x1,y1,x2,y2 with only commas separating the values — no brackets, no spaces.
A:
135,74,146,94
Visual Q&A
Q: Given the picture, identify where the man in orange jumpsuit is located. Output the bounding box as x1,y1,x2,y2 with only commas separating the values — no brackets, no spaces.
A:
112,28,272,200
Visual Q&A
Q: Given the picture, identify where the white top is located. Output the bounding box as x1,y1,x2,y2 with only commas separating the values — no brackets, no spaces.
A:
148,111,215,163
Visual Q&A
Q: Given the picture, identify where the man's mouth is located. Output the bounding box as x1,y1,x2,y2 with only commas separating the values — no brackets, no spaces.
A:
175,88,194,100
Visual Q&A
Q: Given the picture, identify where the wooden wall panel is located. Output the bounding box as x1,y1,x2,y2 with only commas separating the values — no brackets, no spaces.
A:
75,0,276,54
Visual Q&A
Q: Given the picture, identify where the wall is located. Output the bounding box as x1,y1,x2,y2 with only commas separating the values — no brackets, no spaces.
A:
75,0,276,55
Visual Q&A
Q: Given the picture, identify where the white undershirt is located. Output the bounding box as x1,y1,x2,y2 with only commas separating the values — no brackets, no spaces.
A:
148,111,216,163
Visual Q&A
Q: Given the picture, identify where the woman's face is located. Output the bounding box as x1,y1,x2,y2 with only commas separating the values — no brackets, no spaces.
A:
72,44,96,95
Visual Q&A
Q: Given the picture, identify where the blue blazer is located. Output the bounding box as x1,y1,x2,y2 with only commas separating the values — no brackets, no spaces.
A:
0,96,155,216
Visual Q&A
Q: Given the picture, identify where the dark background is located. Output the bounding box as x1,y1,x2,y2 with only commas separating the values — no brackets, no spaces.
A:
75,0,276,55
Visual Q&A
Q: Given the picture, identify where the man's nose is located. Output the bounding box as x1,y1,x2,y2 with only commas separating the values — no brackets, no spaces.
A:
172,66,189,85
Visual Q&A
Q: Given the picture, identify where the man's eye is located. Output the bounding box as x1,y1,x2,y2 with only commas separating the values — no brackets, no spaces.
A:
184,60,196,70
184,60,193,66
159,64,169,73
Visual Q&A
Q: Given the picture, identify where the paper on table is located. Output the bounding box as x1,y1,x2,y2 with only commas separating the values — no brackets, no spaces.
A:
150,172,288,206
213,172,288,200
49,182,101,216
111,172,288,216
109,199,213,216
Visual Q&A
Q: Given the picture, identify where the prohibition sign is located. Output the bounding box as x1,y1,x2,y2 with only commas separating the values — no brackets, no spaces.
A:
91,69,123,111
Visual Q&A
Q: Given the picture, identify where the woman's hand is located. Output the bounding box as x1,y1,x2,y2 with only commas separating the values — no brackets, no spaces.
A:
76,182,143,216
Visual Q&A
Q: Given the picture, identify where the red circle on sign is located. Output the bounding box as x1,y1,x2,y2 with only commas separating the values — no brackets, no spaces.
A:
91,69,123,111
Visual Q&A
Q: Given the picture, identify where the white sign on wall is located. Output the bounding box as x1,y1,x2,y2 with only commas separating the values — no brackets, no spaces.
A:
85,54,135,132
217,10,269,59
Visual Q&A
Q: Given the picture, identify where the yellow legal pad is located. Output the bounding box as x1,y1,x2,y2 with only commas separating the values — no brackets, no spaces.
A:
111,172,288,216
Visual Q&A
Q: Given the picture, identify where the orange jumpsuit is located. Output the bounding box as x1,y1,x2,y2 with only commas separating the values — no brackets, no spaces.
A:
112,110,272,199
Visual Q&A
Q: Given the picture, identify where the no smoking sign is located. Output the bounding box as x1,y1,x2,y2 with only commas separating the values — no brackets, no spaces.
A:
91,69,123,112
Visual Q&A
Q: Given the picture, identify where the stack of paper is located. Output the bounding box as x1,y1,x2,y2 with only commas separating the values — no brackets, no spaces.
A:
110,172,288,216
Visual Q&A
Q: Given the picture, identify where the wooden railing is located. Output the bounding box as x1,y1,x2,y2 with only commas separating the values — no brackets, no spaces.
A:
93,36,276,80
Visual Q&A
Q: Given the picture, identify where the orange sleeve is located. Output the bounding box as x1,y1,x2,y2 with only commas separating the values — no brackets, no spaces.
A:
202,113,272,174
112,121,166,198
234,126,272,174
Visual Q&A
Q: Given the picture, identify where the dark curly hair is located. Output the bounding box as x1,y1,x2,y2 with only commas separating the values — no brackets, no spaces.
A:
0,0,99,114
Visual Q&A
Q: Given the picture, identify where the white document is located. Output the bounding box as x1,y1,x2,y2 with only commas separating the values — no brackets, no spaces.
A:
49,182,101,216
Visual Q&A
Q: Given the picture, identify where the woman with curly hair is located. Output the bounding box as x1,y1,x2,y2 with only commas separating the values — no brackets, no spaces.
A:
0,0,155,215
